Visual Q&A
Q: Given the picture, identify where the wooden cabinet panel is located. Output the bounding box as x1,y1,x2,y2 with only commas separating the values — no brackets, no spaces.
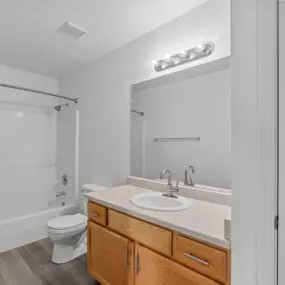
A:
88,221,134,285
135,245,220,285
108,209,172,256
173,233,227,284
88,201,107,225
87,202,231,285
227,251,231,285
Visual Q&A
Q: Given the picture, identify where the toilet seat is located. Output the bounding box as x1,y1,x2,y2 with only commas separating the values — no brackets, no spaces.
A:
47,224,86,235
47,213,87,232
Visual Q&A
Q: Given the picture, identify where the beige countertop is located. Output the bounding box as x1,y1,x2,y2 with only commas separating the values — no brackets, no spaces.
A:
85,185,231,249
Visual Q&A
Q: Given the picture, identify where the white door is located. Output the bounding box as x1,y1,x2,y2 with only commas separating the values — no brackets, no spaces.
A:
279,2,285,284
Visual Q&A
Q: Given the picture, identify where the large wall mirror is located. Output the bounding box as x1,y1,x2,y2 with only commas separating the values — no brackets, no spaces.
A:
130,57,231,189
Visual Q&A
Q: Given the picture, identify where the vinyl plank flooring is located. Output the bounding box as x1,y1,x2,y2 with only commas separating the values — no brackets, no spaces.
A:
0,239,98,285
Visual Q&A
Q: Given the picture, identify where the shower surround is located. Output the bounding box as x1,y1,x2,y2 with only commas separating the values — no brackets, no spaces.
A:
0,65,77,252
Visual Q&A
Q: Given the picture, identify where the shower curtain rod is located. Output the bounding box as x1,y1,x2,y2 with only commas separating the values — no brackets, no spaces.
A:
0,83,78,103
131,109,144,116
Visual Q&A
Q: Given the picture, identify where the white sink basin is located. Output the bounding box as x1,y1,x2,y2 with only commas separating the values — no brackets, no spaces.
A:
130,192,192,212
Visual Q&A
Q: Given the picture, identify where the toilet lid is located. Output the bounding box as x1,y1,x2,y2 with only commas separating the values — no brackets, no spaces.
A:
47,213,87,230
81,184,107,192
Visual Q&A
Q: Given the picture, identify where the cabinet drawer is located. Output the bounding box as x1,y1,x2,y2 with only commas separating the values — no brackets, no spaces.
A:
136,245,220,285
173,234,227,284
88,201,107,226
108,209,172,256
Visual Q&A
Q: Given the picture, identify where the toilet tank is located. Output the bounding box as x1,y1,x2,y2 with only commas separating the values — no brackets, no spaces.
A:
81,184,107,215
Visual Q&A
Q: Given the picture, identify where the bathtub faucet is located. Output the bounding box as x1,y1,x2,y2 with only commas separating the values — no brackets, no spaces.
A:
56,191,66,198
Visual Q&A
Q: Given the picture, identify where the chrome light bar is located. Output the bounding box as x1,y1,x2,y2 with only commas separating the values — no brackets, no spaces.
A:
153,42,215,72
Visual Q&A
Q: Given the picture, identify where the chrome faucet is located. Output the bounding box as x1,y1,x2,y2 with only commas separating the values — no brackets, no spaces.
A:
160,169,179,198
56,190,66,198
184,165,195,186
160,169,172,188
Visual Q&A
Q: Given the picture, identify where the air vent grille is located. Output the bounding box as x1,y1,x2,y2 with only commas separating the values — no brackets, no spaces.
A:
57,21,86,40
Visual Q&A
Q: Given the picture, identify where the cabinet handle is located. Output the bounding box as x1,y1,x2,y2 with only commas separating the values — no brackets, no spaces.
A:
88,231,91,247
183,253,210,266
88,212,98,217
136,253,140,275
124,248,128,268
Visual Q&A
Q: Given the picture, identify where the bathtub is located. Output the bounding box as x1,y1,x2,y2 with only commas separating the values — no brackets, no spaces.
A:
0,204,77,253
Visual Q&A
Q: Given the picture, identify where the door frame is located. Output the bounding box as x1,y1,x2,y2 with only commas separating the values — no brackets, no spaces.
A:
231,0,278,285
278,1,285,284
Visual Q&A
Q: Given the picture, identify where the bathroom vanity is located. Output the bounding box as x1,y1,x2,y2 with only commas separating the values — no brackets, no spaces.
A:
85,184,231,285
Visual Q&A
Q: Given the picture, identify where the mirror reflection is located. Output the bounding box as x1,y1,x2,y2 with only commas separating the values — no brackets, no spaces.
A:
131,58,231,189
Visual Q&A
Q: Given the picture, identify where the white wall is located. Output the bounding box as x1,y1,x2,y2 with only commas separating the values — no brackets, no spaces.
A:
0,65,59,221
131,68,231,188
0,65,58,94
60,0,231,189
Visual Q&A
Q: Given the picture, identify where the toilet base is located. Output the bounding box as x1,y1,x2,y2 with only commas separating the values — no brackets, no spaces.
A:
52,237,87,264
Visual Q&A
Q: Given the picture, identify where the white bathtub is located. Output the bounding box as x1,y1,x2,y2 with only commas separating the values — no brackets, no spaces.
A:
0,204,77,253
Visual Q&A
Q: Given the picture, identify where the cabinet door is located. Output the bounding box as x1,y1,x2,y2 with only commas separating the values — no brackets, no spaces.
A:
135,245,220,285
88,221,134,285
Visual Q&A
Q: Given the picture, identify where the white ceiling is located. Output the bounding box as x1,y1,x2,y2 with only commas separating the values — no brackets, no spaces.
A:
0,0,208,79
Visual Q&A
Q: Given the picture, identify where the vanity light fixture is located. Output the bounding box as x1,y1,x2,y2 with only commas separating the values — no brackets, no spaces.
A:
153,42,215,72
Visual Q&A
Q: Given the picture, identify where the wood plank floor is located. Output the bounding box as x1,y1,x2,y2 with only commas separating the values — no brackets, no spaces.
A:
0,239,98,285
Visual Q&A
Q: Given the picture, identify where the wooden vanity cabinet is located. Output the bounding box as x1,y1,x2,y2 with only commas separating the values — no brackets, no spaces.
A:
87,201,231,285
88,221,134,285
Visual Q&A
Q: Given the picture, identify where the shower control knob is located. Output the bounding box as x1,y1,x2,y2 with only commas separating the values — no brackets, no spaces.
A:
61,174,68,186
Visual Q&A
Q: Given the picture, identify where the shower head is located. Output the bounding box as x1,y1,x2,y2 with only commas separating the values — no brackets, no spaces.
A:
55,105,61,112
54,102,69,112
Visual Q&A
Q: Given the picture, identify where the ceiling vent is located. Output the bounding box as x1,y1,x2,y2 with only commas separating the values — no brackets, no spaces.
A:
57,21,87,40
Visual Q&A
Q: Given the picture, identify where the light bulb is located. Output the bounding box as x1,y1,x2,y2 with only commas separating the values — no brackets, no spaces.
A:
195,44,206,52
161,62,167,69
188,52,195,59
174,58,180,65
179,50,188,57
165,54,171,60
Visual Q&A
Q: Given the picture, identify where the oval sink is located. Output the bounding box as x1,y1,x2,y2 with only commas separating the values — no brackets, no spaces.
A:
130,192,192,212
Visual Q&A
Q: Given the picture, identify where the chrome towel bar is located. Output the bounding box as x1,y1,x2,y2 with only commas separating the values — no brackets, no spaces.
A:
153,137,200,142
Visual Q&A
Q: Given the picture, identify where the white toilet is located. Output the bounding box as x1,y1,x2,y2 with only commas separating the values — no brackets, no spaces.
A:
47,184,106,264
